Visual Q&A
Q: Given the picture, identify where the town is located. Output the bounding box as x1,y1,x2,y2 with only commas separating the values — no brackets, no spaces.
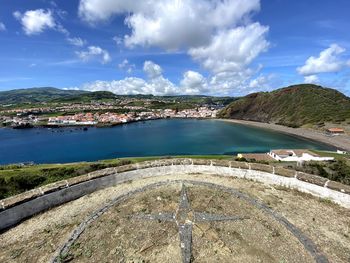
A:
0,100,219,128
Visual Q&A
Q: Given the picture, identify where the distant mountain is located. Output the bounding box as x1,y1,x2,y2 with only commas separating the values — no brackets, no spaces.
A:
0,87,236,105
0,87,88,104
52,91,118,102
219,84,350,127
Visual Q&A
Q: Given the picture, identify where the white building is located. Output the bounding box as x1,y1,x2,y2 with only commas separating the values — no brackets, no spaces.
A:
268,149,334,162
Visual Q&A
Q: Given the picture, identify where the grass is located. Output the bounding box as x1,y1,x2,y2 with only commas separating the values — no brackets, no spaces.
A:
1,151,348,200
219,84,350,127
311,150,350,160
0,155,232,199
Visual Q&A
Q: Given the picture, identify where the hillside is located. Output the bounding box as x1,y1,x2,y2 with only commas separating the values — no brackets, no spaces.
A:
51,91,118,102
0,87,88,104
0,87,235,106
219,84,350,127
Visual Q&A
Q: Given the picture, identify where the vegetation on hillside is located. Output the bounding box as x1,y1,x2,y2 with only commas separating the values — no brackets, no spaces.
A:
0,87,88,104
219,84,350,127
51,91,118,103
0,87,236,107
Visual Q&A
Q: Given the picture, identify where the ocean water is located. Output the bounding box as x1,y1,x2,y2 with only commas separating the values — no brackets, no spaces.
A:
0,119,334,164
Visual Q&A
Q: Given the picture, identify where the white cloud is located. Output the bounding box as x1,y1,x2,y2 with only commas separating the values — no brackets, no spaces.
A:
13,9,55,35
82,77,177,96
82,59,278,96
118,59,135,73
83,60,271,96
78,0,270,95
248,74,276,90
76,46,111,64
143,61,163,79
304,75,319,84
297,44,347,76
67,37,86,47
82,61,210,95
79,0,260,50
13,8,87,49
189,23,269,74
180,71,208,95
0,22,6,31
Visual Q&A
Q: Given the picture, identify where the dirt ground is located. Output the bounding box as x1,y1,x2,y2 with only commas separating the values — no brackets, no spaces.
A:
0,173,349,263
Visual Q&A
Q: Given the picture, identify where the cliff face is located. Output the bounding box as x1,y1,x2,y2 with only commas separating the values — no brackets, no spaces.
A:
219,84,350,127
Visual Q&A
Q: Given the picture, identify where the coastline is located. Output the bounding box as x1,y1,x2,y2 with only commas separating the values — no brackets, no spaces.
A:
217,119,350,151
0,117,210,130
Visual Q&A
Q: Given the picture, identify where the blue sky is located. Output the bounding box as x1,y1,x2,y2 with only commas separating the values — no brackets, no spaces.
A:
0,0,350,96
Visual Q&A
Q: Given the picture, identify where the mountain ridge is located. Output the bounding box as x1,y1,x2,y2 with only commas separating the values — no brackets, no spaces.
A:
0,87,89,104
0,87,235,105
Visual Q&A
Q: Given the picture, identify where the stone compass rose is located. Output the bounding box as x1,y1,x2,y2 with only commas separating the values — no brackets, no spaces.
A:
132,184,249,263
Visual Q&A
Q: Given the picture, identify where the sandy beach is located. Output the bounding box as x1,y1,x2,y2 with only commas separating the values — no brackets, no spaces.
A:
218,119,350,151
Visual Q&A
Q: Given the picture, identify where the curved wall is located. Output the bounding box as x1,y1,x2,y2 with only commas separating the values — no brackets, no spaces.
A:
1,159,349,232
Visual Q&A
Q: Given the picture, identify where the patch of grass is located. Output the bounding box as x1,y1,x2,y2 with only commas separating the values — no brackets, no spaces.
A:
311,150,350,160
0,160,130,199
318,197,334,205
0,155,231,199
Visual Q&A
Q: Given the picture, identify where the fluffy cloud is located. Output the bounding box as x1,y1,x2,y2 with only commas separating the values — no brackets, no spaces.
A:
143,61,163,79
14,8,88,50
82,77,177,96
78,0,270,95
82,60,271,96
13,9,55,35
180,71,208,95
304,75,319,84
248,74,276,90
297,44,347,76
76,46,111,64
0,22,6,31
79,0,260,50
189,23,269,74
82,61,210,95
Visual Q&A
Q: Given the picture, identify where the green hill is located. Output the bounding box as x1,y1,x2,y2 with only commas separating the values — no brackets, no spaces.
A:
0,87,88,104
52,91,118,103
219,84,350,127
0,87,235,106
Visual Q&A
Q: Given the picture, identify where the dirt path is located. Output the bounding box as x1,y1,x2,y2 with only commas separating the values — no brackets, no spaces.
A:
218,119,350,151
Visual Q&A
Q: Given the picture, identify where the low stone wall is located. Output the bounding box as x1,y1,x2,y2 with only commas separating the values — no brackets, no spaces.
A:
1,158,350,232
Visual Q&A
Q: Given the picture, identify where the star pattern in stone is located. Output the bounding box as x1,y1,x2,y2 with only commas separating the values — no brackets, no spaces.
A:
132,184,250,263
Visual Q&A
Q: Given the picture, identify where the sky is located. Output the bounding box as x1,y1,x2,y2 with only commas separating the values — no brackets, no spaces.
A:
0,0,350,96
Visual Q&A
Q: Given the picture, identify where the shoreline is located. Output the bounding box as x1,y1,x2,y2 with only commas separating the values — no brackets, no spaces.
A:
217,119,350,152
0,117,211,130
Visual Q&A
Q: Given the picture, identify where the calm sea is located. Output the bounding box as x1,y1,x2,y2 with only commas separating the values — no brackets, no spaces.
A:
0,119,334,164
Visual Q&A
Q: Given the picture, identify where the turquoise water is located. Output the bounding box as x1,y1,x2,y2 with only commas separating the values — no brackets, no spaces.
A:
0,119,334,164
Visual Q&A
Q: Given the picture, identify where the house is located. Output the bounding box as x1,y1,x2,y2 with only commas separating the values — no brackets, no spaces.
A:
268,149,334,162
337,150,348,155
326,128,345,135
